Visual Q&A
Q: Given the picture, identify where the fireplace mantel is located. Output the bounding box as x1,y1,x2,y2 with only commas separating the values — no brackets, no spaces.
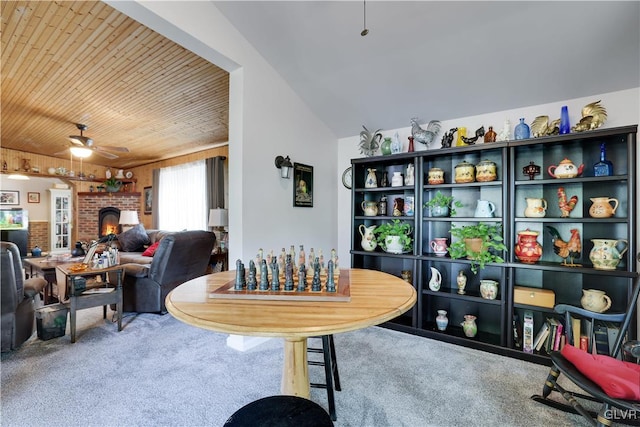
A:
78,192,141,196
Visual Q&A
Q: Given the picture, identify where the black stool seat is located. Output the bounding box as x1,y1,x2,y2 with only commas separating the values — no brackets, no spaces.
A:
223,395,334,427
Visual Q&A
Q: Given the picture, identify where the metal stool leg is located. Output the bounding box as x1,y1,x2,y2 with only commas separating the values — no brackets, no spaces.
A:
328,334,341,391
308,335,341,421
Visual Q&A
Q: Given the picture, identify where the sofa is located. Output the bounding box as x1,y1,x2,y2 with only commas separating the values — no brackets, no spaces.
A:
114,227,176,265
118,230,216,313
1,242,47,351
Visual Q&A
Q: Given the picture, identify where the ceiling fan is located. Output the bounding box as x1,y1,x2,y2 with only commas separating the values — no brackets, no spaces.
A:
63,123,130,159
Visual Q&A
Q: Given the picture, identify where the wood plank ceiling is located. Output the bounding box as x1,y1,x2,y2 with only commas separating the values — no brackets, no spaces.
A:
1,0,229,168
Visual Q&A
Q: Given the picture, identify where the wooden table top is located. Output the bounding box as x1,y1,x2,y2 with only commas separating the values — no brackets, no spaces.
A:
166,268,417,338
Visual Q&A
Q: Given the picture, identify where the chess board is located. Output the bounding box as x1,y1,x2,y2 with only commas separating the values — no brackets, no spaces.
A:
209,270,351,302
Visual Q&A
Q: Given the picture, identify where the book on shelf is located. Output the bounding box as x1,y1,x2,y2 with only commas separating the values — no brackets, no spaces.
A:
571,316,581,348
544,318,559,353
582,319,593,353
593,321,610,355
523,311,534,354
553,321,564,352
533,322,550,352
512,314,522,349
580,335,589,352
605,322,622,359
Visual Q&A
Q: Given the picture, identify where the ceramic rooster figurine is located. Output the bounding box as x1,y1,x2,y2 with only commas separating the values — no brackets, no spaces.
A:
546,226,582,266
411,118,441,147
557,187,578,217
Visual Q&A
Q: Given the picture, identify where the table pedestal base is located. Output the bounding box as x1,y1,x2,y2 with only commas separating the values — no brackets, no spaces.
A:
282,337,310,398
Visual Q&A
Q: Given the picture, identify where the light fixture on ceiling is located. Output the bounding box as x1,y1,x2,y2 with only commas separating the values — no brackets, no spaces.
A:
70,146,92,158
361,0,369,36
68,124,94,146
274,155,293,179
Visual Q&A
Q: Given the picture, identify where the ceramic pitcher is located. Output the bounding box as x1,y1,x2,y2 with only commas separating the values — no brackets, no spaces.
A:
524,198,547,218
474,200,496,218
589,238,628,270
580,289,611,313
358,224,377,252
588,197,619,218
361,201,378,216
430,238,448,257
428,267,442,291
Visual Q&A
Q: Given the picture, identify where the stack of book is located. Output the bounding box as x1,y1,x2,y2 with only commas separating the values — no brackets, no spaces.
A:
531,316,623,357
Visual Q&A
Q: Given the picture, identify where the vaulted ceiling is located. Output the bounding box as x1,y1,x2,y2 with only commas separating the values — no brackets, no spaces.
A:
1,0,229,168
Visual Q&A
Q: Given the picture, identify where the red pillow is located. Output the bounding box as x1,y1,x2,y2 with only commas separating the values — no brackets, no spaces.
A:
142,241,160,257
561,343,640,400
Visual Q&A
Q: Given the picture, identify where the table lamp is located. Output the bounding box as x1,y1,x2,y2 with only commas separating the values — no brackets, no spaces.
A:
208,208,228,249
119,210,139,232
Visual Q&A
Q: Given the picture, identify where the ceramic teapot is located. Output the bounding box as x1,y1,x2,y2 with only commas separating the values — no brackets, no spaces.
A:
547,158,584,179
580,289,611,313
524,197,547,218
358,224,377,252
361,201,378,216
588,197,619,218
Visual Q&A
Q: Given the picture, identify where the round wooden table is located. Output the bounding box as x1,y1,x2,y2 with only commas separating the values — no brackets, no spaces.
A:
166,268,416,398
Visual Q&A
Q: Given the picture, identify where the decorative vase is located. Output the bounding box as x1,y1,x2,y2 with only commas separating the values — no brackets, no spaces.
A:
365,168,378,188
391,171,403,187
479,280,499,300
484,126,497,143
31,246,42,257
514,229,543,264
380,137,392,155
559,106,570,134
589,238,628,270
514,118,530,140
429,267,442,291
392,198,404,217
391,132,402,154
589,197,619,218
71,241,85,257
404,164,414,186
580,289,612,313
456,127,467,146
461,315,478,338
593,143,614,177
430,238,448,257
358,225,377,252
456,270,467,295
524,198,547,218
403,196,414,216
407,136,414,153
430,205,449,218
436,310,448,331
378,196,387,216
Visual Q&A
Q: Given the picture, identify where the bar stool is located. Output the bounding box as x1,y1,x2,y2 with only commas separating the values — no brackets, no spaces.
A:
223,395,334,427
307,334,341,421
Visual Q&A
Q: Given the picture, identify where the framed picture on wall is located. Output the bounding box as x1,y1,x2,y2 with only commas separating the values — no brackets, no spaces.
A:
0,190,19,205
28,192,40,203
144,186,152,214
293,163,313,208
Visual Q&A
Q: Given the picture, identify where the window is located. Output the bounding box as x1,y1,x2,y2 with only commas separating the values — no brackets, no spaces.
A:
158,160,207,230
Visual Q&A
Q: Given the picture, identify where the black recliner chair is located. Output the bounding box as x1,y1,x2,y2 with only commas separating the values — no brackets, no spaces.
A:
1,242,47,351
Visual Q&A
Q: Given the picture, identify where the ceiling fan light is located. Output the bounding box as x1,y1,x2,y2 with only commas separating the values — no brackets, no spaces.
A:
70,146,93,158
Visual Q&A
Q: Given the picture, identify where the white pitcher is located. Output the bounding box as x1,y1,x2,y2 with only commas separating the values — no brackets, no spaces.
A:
474,200,496,218
358,224,377,252
428,267,442,291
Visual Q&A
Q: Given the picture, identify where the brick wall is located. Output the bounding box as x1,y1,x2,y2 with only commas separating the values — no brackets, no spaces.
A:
77,193,141,241
28,221,49,252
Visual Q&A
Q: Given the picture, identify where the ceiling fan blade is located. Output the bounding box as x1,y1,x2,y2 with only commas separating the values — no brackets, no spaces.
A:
54,148,70,156
92,149,119,160
68,137,85,146
95,145,130,153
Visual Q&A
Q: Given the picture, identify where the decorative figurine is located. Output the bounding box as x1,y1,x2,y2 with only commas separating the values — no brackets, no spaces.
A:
461,126,485,145
404,164,415,186
359,125,383,156
522,161,541,180
557,186,578,217
484,126,496,143
572,100,607,132
496,119,511,142
546,226,582,267
391,131,402,154
411,118,441,147
441,128,457,148
530,115,560,137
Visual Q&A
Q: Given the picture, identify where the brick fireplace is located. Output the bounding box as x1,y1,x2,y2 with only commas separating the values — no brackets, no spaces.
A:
77,193,140,241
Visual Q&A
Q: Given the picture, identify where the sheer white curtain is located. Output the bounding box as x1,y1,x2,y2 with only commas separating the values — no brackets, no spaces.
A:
158,160,207,230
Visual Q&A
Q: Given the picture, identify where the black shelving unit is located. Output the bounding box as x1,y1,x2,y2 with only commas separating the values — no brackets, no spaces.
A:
350,125,638,365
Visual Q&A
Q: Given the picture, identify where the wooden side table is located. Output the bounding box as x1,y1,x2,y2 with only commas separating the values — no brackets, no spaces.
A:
210,250,229,272
56,264,124,343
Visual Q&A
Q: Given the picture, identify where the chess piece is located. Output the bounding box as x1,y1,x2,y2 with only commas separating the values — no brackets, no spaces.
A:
271,260,280,291
247,260,257,290
312,267,321,292
285,255,294,291
234,260,245,290
289,245,296,274
298,245,306,269
330,249,340,276
259,260,269,291
318,249,325,276
326,260,336,292
297,265,307,291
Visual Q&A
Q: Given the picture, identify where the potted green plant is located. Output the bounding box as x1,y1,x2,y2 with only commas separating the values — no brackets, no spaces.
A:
373,219,413,254
424,191,463,217
103,177,122,192
447,222,507,274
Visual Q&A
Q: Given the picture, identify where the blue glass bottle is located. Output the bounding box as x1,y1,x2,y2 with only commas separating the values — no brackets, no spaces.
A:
593,143,614,176
514,118,530,140
559,106,570,134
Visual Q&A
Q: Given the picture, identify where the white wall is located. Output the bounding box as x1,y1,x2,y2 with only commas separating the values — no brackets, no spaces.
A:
108,1,339,264
337,88,640,267
0,176,67,221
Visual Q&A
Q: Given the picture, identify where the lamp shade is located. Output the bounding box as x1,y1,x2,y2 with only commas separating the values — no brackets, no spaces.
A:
119,210,139,225
208,208,228,227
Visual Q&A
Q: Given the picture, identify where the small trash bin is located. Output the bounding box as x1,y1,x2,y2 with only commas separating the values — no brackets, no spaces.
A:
35,303,68,340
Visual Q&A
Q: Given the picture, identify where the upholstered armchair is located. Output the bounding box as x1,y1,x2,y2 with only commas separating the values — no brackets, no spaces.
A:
1,242,47,352
121,230,216,313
